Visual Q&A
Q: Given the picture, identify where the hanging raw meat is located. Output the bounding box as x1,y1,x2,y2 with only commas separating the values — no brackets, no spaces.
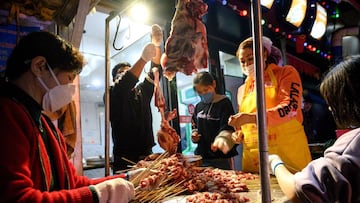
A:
153,69,180,154
160,0,209,80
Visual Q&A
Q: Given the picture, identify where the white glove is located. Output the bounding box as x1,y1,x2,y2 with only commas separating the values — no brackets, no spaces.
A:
211,130,235,154
269,154,284,176
211,136,234,154
91,178,135,203
141,43,156,62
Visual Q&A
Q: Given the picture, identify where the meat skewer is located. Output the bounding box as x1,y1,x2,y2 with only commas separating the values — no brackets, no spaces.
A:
131,153,257,202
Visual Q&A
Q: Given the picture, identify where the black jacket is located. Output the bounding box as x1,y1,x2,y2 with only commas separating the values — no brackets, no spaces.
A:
192,96,238,159
110,66,160,155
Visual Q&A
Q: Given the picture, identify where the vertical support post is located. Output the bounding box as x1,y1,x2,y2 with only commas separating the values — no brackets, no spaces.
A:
250,0,271,202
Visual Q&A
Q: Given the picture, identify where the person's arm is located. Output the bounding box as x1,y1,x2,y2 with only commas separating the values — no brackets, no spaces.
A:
228,83,257,128
229,65,302,128
273,164,301,202
228,111,257,129
129,58,147,79
212,98,237,154
269,155,301,202
129,43,156,79
212,129,235,154
266,64,304,126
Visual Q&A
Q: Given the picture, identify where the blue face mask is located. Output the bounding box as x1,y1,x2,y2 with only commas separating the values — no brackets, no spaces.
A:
200,92,214,103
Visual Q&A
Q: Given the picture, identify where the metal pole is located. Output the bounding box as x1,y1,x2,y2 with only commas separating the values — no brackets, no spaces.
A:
104,0,141,177
104,13,114,177
250,0,271,202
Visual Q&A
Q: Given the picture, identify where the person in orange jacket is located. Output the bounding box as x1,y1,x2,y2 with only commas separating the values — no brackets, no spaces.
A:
228,36,312,173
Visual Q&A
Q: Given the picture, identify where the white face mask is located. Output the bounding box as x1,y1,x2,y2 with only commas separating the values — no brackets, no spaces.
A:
37,63,76,112
243,64,255,78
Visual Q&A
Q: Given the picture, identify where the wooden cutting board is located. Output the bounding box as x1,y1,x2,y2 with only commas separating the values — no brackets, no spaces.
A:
243,176,289,203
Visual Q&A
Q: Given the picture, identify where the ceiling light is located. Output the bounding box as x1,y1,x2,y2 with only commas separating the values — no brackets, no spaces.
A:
285,0,308,28
310,3,327,39
261,0,275,9
129,3,149,23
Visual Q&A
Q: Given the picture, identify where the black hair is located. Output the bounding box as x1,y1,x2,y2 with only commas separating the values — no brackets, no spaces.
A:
320,55,360,128
112,62,131,78
193,71,214,87
5,31,84,80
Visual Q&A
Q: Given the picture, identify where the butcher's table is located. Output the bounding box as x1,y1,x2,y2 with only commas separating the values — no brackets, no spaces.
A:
162,175,289,203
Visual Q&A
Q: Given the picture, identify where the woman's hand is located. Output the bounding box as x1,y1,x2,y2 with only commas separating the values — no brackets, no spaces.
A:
228,113,242,128
231,130,244,144
228,113,256,128
191,129,201,143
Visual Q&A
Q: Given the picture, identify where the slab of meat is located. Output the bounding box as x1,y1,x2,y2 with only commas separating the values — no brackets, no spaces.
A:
160,0,209,80
153,70,180,153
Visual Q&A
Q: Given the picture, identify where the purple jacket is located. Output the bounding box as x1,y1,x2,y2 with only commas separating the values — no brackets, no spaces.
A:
294,128,360,203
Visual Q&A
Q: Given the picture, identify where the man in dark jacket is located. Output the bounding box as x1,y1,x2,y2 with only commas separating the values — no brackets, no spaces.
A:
110,25,163,172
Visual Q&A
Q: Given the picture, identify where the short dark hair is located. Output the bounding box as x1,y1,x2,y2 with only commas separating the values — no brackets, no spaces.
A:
193,71,214,87
5,31,84,80
320,55,360,128
112,62,131,78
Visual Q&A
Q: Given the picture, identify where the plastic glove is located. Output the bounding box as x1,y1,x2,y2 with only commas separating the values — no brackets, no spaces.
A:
141,43,156,62
91,178,135,203
211,136,234,154
151,24,163,47
269,154,284,176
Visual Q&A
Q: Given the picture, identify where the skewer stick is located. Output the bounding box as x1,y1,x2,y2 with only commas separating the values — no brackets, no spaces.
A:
131,152,169,185
149,180,186,203
133,152,191,202
114,166,138,174
161,188,188,202
121,157,137,165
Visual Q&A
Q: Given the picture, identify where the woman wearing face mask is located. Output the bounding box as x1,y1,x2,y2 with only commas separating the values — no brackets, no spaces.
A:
0,31,137,203
228,36,312,173
191,71,238,169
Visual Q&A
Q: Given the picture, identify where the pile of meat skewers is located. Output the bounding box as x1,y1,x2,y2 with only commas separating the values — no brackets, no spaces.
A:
129,153,257,203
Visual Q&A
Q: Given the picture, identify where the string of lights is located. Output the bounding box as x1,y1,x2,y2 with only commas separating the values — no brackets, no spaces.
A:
211,0,338,60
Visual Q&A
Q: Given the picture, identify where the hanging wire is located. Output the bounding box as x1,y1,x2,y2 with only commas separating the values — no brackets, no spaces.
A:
112,14,124,51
